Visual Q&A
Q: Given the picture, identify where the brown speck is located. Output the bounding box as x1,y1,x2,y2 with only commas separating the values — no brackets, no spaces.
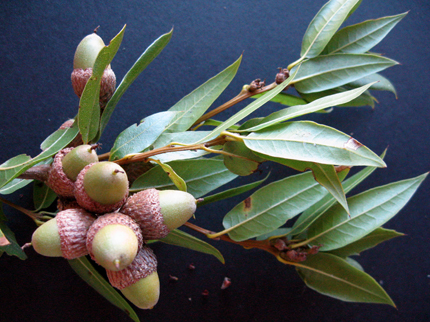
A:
244,197,252,210
201,289,209,296
221,277,231,290
344,137,363,151
188,264,195,270
169,275,178,282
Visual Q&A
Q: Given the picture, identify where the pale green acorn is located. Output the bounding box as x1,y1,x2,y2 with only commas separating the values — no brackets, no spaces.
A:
31,208,95,259
120,189,197,240
86,213,143,271
107,246,160,309
71,31,116,106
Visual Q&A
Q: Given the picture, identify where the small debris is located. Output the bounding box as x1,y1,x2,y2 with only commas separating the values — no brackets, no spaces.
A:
188,263,196,270
221,277,231,290
201,289,209,296
188,297,192,301
169,275,179,282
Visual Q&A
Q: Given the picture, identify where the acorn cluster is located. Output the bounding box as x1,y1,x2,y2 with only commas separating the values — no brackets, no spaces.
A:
32,145,197,309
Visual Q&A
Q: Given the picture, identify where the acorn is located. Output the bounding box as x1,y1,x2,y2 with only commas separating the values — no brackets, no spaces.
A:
71,31,116,106
47,145,98,198
86,213,143,271
107,246,160,309
121,189,197,240
31,208,95,259
74,161,129,213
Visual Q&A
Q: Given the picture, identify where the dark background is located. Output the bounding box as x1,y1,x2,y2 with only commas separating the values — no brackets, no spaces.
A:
0,1,429,321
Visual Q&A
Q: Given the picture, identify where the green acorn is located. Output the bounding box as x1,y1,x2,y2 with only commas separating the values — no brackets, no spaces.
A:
31,208,95,259
74,161,129,213
107,246,160,309
86,213,143,271
121,189,197,239
71,31,116,106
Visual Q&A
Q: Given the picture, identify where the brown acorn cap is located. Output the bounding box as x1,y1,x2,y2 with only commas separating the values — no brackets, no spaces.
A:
86,212,144,264
71,67,116,107
56,208,96,259
74,162,129,214
47,148,75,198
107,246,157,290
57,197,81,211
121,189,169,240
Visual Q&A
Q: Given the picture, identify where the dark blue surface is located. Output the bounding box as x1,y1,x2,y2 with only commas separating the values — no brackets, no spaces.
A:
0,1,429,321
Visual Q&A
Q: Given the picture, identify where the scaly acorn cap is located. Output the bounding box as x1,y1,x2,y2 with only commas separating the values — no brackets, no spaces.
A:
86,213,143,271
120,189,197,240
47,147,76,198
74,162,129,214
32,208,95,259
107,246,157,289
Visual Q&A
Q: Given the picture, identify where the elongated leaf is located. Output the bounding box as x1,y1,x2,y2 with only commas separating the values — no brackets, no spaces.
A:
250,92,307,107
329,227,404,258
244,121,386,167
0,204,27,259
79,26,126,143
198,172,269,207
347,73,397,97
240,83,374,132
223,141,265,176
159,229,224,264
0,179,32,195
292,54,398,93
193,70,298,144
300,0,361,59
222,171,328,241
33,181,57,211
300,86,376,108
164,55,242,133
306,173,428,251
109,111,177,161
346,0,362,18
99,29,173,138
0,126,79,189
322,13,407,55
289,153,384,237
69,256,140,322
150,131,212,163
150,159,187,192
130,158,237,198
296,252,395,306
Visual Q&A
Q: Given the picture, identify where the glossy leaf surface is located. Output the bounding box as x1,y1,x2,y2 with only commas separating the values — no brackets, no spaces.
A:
33,180,57,212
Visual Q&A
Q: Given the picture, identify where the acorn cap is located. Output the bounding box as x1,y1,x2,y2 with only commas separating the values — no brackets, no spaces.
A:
107,246,157,290
47,147,75,198
57,197,81,211
121,189,169,240
74,162,129,214
56,208,96,259
86,212,144,267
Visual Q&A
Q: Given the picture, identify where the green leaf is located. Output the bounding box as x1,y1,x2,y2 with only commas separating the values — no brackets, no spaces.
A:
164,55,242,133
130,158,238,198
0,204,27,260
289,155,383,237
33,180,57,212
79,25,126,143
322,13,407,55
193,70,298,144
347,73,397,97
239,83,374,132
197,119,240,130
300,86,376,108
198,172,269,207
256,228,291,241
346,0,362,18
0,179,33,195
150,131,212,163
149,159,187,192
244,121,386,167
292,54,398,94
109,111,177,161
69,256,140,322
222,171,328,241
99,28,173,138
300,0,361,59
0,126,79,189
329,227,404,258
223,141,265,176
250,92,307,107
306,172,428,251
295,252,395,306
158,229,224,264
